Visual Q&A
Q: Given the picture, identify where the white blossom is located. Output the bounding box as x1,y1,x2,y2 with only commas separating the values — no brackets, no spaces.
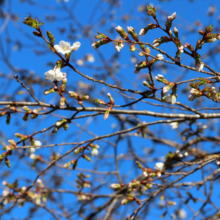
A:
178,45,184,53
30,154,36,160
2,188,10,197
165,94,176,104
70,41,81,52
139,51,145,57
86,54,95,63
29,147,36,154
175,150,183,158
54,41,71,54
2,181,7,186
155,162,165,171
115,42,124,52
195,62,204,72
77,59,84,66
170,122,178,129
184,152,188,157
209,86,219,101
44,67,64,82
34,140,42,148
176,209,187,219
163,85,170,94
143,171,149,177
216,160,220,165
156,54,164,60
54,41,80,54
91,145,99,157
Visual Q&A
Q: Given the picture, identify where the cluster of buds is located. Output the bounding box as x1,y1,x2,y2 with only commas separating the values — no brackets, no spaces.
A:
134,61,147,73
22,106,38,121
63,159,77,170
23,15,44,30
138,47,150,57
188,88,203,101
78,193,91,201
139,23,158,36
155,74,176,97
29,139,42,154
163,93,177,105
53,118,70,133
206,86,220,102
69,91,89,106
155,74,168,84
74,146,87,155
153,36,171,47
174,150,188,158
142,76,155,90
110,183,124,190
146,4,156,18
92,38,111,49
127,26,139,41
115,40,124,52
115,25,129,40
82,154,91,162
15,133,29,142
0,111,11,125
94,93,114,120
184,42,194,52
76,173,91,188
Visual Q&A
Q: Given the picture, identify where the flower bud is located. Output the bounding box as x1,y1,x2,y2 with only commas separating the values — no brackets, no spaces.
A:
130,44,136,52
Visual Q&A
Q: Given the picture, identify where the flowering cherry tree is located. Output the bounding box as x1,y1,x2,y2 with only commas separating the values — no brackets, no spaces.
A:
1,1,220,219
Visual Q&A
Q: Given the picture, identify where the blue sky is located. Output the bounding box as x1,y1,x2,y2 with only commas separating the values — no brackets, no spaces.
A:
1,0,220,219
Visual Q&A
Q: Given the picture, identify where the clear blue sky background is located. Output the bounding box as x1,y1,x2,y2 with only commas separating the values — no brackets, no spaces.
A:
1,0,220,219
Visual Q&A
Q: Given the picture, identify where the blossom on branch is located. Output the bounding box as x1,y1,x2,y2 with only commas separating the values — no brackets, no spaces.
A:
54,40,81,54
155,162,165,172
44,67,65,82
156,54,164,60
195,62,204,72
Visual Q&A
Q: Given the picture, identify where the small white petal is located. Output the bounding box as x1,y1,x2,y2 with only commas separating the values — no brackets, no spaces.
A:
70,41,81,51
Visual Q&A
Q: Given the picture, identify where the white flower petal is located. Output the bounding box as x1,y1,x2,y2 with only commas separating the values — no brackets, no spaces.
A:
71,41,81,52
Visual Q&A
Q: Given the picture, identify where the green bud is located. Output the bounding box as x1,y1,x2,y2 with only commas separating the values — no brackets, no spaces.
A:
60,97,66,106
23,16,44,29
94,99,106,105
23,113,29,121
5,158,10,168
46,31,55,46
83,154,91,162
44,87,55,95
69,91,80,100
